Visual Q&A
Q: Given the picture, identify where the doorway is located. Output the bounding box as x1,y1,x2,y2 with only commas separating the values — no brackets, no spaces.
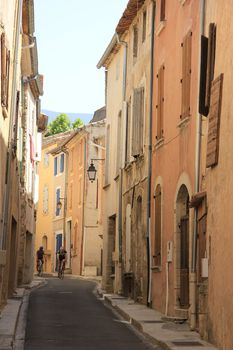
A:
176,185,190,309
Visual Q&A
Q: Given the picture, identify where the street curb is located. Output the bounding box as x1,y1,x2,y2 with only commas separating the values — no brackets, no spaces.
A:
103,296,169,350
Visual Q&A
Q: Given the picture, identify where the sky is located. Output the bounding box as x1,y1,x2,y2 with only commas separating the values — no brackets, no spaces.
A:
34,0,128,115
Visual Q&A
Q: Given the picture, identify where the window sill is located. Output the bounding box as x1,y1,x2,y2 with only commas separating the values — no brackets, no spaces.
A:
124,162,133,171
151,265,162,272
155,137,165,150
177,116,190,129
114,174,120,181
156,20,166,36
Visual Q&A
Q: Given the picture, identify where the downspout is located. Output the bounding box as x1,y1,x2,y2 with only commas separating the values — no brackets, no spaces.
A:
147,0,156,306
190,0,205,330
116,33,127,292
81,135,87,275
62,147,69,268
1,0,23,249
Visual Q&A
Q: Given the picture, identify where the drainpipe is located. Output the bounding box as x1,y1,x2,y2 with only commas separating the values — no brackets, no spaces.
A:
1,0,23,249
190,0,205,330
61,147,69,268
116,33,127,292
80,136,87,275
147,0,156,306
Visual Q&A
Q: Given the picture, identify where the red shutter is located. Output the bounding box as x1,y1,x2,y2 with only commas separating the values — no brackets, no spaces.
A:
206,74,223,168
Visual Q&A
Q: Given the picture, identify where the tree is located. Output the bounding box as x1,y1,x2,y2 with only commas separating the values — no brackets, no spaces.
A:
46,113,71,136
72,118,83,129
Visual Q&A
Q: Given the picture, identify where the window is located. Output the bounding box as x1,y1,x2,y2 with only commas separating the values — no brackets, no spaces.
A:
154,185,162,266
142,11,147,42
131,87,144,157
43,185,49,214
105,125,110,185
181,31,192,120
60,153,64,173
156,65,165,140
206,74,223,168
44,153,49,167
160,0,166,21
133,26,138,59
54,157,58,175
1,32,10,111
205,23,216,109
55,188,61,216
42,235,48,250
125,99,131,164
116,111,122,175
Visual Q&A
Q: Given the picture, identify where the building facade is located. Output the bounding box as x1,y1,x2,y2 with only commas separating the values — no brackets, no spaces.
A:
0,0,45,306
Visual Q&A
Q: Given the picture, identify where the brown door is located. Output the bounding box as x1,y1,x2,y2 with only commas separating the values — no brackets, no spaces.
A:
180,216,189,308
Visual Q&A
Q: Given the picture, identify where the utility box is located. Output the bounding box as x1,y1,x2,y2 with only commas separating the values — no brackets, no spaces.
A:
201,257,208,278
167,241,173,262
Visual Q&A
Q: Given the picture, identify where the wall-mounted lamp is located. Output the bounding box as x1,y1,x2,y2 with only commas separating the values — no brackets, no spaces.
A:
87,158,105,182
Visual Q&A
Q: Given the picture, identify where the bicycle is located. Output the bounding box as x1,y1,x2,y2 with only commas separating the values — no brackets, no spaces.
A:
58,259,65,279
37,259,43,277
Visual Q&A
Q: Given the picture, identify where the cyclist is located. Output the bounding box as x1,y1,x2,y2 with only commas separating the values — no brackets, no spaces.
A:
36,246,44,275
57,246,67,276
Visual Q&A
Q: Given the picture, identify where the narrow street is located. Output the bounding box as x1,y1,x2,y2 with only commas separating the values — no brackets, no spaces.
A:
24,278,159,350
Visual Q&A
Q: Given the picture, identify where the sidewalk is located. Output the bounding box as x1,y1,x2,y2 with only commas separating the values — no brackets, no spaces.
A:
0,277,46,350
98,288,218,350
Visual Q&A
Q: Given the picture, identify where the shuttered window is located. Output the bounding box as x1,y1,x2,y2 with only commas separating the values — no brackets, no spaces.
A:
199,36,209,116
1,32,10,111
133,26,138,59
205,23,216,109
181,31,192,120
54,157,58,175
60,153,64,173
206,74,223,168
116,111,122,175
131,87,144,157
156,65,165,140
43,186,49,214
105,125,110,185
125,99,131,164
56,188,61,216
154,185,162,267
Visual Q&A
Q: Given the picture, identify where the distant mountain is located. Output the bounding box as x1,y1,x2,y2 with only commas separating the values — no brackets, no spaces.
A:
42,109,93,125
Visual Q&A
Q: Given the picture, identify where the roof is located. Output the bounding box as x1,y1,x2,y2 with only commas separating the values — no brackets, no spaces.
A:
89,106,106,123
97,0,145,68
116,0,145,36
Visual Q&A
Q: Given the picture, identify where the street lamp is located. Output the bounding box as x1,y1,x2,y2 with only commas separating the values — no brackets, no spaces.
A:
87,158,105,182
87,161,97,182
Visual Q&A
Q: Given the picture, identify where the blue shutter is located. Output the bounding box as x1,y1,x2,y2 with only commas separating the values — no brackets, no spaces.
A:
54,157,58,175
56,188,60,216
60,153,64,173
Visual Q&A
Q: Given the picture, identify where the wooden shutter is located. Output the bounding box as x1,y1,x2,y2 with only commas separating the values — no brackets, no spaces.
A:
1,33,10,110
132,88,144,157
205,23,216,108
199,36,209,116
125,99,131,164
180,216,189,307
156,65,164,140
133,26,138,58
181,31,192,120
154,186,162,266
206,74,223,168
160,0,166,21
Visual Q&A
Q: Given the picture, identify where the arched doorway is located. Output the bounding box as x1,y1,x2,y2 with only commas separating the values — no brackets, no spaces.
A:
176,185,190,309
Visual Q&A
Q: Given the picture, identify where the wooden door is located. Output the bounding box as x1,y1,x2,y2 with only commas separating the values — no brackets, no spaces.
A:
180,216,189,308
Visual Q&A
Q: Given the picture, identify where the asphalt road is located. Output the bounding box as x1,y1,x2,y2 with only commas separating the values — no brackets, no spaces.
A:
24,278,159,350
